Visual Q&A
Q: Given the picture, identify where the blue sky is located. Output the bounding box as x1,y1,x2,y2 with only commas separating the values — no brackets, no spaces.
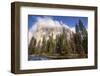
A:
28,15,88,30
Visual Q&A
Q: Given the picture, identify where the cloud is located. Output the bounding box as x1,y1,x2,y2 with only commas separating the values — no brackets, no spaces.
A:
28,17,75,44
70,27,75,33
28,31,33,44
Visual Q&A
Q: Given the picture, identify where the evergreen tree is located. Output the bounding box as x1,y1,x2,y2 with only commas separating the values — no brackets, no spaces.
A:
42,36,46,51
75,21,83,53
61,27,69,55
41,36,47,55
55,34,62,55
75,24,79,33
46,39,50,53
48,33,55,54
82,34,88,54
75,19,88,55
79,20,87,35
36,40,41,55
28,37,36,55
78,19,88,54
70,33,76,53
56,27,70,55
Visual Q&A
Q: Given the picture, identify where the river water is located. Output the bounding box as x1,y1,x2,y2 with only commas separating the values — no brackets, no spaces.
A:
28,55,49,61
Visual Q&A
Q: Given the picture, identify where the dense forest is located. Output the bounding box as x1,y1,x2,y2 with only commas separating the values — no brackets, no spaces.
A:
28,20,88,59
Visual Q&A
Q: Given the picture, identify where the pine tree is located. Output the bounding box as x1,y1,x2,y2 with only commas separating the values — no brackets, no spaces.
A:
55,27,70,55
75,24,79,33
75,21,83,53
79,20,87,35
28,37,36,55
74,19,88,57
41,36,47,55
55,34,62,55
48,33,55,55
46,39,50,54
78,19,88,54
70,33,76,53
82,34,88,54
36,40,41,55
61,27,69,55
42,36,46,50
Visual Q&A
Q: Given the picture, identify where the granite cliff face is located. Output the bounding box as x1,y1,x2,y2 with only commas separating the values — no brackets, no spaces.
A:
31,22,74,45
28,17,75,45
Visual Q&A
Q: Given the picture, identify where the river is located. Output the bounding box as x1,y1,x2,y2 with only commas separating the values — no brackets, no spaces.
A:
28,55,49,61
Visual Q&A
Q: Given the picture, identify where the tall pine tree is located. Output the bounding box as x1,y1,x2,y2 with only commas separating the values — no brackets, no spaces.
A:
28,37,36,55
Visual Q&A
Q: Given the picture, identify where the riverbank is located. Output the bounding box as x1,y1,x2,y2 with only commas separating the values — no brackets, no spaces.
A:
28,53,87,60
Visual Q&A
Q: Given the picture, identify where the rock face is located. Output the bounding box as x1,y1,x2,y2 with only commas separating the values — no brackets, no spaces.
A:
30,23,74,46
28,17,75,45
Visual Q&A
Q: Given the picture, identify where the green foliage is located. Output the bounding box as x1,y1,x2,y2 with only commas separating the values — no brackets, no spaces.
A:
75,19,88,54
75,24,79,33
28,37,36,54
41,36,47,52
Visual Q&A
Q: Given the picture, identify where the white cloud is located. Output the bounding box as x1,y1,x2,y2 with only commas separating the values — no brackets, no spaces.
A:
28,31,33,44
28,17,75,44
70,27,75,33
